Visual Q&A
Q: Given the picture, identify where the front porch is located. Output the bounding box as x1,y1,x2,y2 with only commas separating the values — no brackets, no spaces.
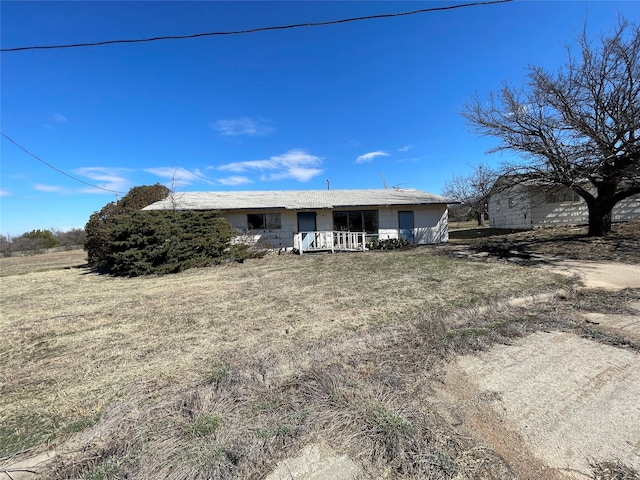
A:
293,231,367,255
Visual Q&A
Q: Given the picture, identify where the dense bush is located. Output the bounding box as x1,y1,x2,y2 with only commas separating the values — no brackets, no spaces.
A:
85,184,170,269
366,238,413,250
105,210,237,276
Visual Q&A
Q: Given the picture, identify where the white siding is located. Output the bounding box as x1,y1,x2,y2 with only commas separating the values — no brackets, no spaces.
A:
223,210,297,248
220,205,450,247
490,188,640,229
489,186,531,229
613,195,640,222
414,205,449,243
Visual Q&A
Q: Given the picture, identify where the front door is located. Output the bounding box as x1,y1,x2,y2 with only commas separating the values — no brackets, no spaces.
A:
398,211,414,243
297,212,317,249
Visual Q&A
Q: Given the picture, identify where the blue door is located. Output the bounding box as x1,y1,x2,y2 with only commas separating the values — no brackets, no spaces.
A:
398,211,414,243
297,212,317,249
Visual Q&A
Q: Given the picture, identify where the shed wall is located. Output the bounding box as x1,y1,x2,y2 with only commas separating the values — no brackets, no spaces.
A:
490,188,640,229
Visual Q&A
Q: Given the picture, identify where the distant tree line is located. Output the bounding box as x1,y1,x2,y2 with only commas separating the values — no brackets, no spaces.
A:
0,228,86,256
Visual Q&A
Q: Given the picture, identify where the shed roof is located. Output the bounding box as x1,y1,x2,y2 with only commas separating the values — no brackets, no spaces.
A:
143,189,452,211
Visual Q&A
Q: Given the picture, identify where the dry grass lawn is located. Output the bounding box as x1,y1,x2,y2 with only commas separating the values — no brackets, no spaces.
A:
0,240,636,479
449,221,640,264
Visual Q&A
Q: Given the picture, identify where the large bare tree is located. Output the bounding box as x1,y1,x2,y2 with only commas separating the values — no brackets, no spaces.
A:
464,20,639,236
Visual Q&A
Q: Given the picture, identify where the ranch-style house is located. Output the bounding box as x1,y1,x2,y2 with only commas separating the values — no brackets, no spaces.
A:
143,189,453,253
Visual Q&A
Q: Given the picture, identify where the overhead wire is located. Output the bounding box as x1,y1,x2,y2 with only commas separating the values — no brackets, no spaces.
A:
1,0,513,195
1,0,512,52
0,132,125,195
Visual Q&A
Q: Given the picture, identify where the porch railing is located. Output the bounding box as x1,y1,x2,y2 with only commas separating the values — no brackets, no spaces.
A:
293,231,367,254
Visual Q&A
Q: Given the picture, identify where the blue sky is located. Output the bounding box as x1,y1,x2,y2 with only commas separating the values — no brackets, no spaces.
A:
1,1,637,236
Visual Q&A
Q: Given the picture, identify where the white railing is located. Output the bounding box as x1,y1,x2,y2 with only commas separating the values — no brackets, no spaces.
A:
293,231,366,254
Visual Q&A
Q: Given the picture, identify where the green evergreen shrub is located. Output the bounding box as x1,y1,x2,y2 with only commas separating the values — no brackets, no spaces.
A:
85,184,170,270
105,211,236,276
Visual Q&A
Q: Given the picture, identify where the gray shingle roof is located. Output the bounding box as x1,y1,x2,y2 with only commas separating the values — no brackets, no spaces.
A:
143,189,453,211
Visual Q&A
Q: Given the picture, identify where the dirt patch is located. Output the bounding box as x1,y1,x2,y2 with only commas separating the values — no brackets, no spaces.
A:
439,330,640,479
539,260,640,290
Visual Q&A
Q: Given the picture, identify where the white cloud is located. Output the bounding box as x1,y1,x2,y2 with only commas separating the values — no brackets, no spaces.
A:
398,145,412,152
218,149,323,182
217,176,252,186
54,113,67,123
356,151,390,164
145,167,211,187
34,183,66,193
0,189,10,197
74,167,132,194
212,117,276,137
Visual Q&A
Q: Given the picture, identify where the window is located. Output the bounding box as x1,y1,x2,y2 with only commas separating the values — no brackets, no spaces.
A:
545,189,581,204
332,210,378,233
247,213,281,230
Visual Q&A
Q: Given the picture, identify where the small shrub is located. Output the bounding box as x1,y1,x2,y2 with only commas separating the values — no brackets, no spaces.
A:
366,238,413,250
367,401,413,435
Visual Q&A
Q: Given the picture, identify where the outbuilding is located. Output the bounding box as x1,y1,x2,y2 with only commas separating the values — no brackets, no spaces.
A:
488,181,640,229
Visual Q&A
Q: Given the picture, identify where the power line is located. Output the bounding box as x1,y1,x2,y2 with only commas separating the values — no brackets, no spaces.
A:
1,0,512,53
0,132,125,195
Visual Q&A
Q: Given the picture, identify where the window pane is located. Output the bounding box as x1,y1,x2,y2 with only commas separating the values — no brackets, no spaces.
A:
363,210,378,234
348,211,363,231
265,213,281,229
333,211,348,231
247,213,264,229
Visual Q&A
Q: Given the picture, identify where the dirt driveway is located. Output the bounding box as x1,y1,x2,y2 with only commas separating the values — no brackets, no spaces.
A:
437,260,640,479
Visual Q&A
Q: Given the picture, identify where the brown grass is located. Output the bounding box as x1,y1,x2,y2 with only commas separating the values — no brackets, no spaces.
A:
449,220,640,264
1,246,637,479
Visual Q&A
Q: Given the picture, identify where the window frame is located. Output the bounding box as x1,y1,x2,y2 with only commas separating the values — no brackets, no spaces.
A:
332,210,378,234
247,212,282,230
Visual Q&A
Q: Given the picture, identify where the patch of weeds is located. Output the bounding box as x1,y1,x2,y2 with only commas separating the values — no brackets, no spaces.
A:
590,460,640,480
254,424,295,440
249,396,283,416
288,406,313,423
60,413,101,436
428,449,459,476
189,440,228,468
204,363,230,384
446,327,492,338
0,411,61,457
186,414,222,438
81,457,123,480
367,402,412,435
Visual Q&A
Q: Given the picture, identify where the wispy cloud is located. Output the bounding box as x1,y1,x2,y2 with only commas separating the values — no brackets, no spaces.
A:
44,113,68,131
145,167,211,187
217,176,252,186
356,151,390,164
218,149,323,182
34,183,67,193
74,167,132,194
212,117,276,137
398,145,412,152
0,189,9,197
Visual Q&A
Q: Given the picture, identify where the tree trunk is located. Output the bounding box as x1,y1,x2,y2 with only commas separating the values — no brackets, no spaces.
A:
587,200,613,237
476,210,485,226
